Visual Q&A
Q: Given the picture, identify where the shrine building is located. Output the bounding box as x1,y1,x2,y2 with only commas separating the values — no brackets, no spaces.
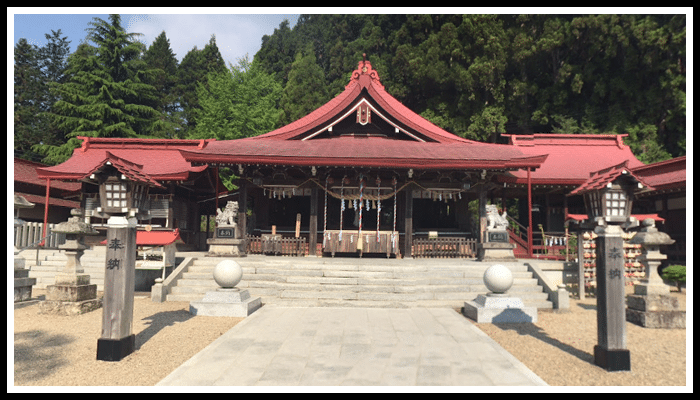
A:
35,56,685,262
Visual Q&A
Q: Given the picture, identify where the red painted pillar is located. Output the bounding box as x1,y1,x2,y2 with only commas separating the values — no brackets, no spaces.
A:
42,178,51,246
527,168,533,258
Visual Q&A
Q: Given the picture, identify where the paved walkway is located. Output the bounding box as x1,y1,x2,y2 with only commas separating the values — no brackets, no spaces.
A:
156,306,547,386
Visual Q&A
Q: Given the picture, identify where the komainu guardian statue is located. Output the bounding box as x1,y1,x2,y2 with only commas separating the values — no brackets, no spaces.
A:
486,204,508,231
216,201,238,228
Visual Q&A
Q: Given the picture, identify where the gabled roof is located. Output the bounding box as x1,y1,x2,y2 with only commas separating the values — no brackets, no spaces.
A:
180,57,547,171
14,158,81,191
499,134,645,186
255,57,474,144
568,160,655,196
91,152,165,188
630,156,686,193
36,137,212,182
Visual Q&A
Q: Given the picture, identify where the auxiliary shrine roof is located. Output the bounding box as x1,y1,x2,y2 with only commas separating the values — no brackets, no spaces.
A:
36,137,212,183
179,57,548,171
499,133,646,186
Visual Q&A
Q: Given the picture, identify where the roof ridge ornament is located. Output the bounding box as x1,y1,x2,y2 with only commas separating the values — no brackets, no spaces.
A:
348,53,384,90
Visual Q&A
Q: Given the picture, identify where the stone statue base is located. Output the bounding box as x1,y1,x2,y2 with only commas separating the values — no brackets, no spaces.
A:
39,273,102,316
477,242,517,261
14,261,36,303
207,238,247,257
626,293,685,329
463,294,537,323
189,288,261,317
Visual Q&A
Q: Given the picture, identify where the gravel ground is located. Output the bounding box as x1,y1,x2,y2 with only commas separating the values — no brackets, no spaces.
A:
12,287,688,388
470,287,688,387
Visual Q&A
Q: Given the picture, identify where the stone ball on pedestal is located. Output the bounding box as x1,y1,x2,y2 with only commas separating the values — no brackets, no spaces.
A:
213,260,243,288
483,264,513,294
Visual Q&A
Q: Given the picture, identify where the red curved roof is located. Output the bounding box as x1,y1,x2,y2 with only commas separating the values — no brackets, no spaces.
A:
180,58,546,171
569,160,654,196
499,134,645,186
180,136,547,170
630,156,686,192
255,59,475,144
36,137,212,182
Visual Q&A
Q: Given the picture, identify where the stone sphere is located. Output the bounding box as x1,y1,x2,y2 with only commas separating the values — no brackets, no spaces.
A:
213,260,243,288
483,264,513,294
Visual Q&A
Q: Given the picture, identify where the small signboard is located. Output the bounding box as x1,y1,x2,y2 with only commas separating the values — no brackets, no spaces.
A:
488,231,508,243
217,227,234,238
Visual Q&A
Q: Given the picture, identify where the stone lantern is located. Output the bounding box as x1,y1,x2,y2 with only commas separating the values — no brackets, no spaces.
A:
88,155,163,361
39,209,102,315
626,218,685,328
569,161,653,372
14,194,36,303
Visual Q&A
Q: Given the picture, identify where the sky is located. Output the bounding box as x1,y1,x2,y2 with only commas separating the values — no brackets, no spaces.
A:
11,9,301,66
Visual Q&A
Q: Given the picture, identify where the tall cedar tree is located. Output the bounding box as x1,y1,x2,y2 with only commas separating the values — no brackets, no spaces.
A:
175,35,227,136
14,39,44,160
143,31,181,138
278,46,329,126
33,15,161,165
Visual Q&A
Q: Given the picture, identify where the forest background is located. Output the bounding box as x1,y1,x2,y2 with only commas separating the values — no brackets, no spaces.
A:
14,14,686,176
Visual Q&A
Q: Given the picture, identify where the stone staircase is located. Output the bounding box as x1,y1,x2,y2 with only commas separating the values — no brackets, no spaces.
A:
21,248,108,291
165,256,553,309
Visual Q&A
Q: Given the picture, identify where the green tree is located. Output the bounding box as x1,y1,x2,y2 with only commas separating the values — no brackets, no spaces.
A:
190,56,282,191
278,46,329,126
143,31,181,138
256,19,297,84
176,35,227,136
191,55,282,141
14,38,44,161
33,14,160,165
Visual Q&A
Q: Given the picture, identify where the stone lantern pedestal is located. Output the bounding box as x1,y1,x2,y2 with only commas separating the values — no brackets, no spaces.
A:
14,194,37,304
626,219,685,329
190,260,261,317
39,212,102,316
463,264,537,323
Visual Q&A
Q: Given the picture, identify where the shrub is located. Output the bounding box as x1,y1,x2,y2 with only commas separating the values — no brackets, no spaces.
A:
661,265,686,292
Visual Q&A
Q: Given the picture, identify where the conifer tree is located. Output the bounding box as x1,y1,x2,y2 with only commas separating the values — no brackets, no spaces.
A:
278,46,329,126
14,39,44,160
176,35,227,136
143,31,181,138
33,14,160,165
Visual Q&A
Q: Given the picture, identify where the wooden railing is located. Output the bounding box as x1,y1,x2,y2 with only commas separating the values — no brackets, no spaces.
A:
412,237,477,258
14,222,66,250
246,235,307,257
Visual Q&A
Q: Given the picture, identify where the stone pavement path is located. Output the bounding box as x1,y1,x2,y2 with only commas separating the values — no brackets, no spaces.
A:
156,306,547,386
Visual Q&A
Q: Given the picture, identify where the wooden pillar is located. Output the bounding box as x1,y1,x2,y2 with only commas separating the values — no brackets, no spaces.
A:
594,224,630,371
309,186,318,256
577,228,585,300
97,216,136,361
478,184,487,243
527,168,533,258
404,186,413,258
238,180,247,238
